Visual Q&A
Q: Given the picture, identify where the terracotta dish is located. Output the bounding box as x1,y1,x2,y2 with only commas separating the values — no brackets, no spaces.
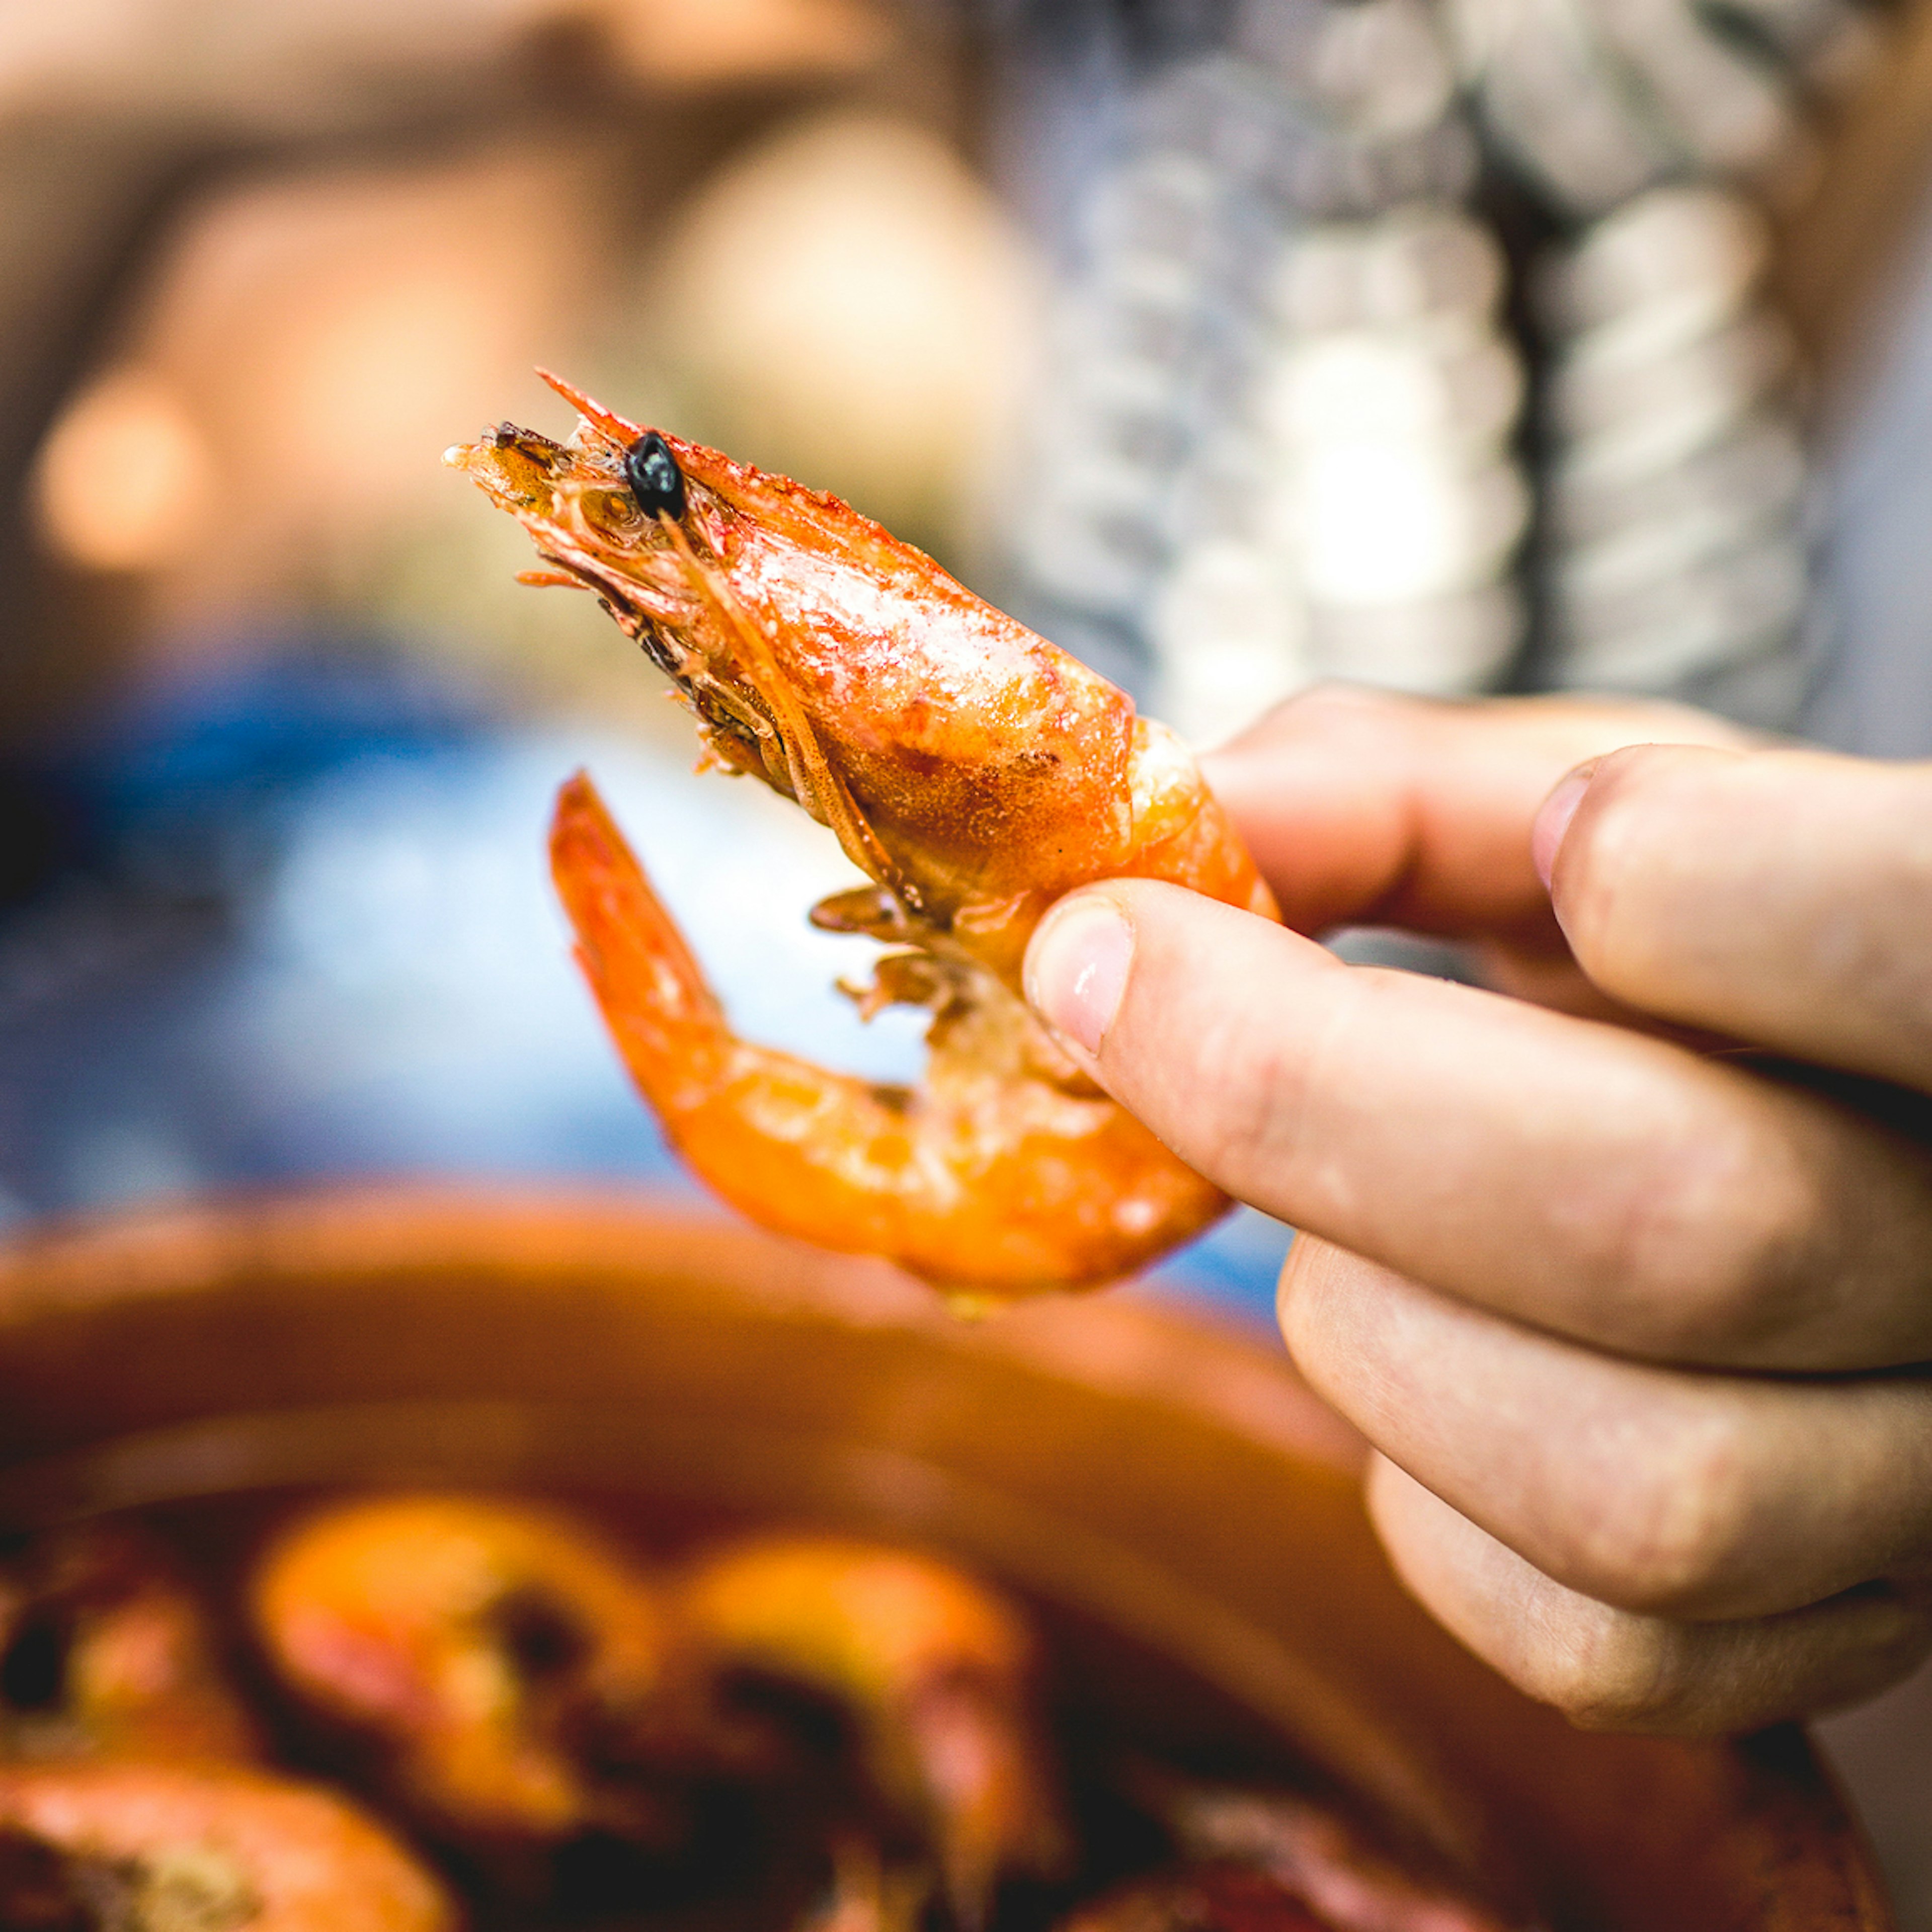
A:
0,1187,1891,1929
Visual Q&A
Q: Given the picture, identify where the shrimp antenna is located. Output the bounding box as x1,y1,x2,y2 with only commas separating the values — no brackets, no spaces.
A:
536,368,643,449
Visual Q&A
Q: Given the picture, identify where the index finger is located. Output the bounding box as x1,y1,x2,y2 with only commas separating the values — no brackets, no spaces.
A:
1201,686,1752,941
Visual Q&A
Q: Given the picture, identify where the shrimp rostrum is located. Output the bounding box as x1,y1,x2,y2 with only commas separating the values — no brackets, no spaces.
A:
448,375,1275,1296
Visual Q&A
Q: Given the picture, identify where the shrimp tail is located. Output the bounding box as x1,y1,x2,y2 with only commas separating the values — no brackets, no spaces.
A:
548,772,1229,1295
550,770,936,1269
551,770,731,1104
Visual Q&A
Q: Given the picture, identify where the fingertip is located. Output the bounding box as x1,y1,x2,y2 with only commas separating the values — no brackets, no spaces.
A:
1273,1231,1345,1367
1023,888,1136,1057
1531,761,1597,893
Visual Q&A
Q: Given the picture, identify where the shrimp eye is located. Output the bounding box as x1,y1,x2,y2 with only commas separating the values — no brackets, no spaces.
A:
491,1588,586,1682
624,432,686,521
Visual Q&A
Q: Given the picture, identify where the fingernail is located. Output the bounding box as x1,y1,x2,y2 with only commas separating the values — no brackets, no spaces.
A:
1024,894,1134,1056
1532,761,1597,892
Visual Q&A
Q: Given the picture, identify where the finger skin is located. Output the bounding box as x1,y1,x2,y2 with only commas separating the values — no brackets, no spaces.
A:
1364,1457,1932,1734
1200,685,1749,942
1278,1238,1932,1621
1025,880,1932,1370
1548,743,1932,1092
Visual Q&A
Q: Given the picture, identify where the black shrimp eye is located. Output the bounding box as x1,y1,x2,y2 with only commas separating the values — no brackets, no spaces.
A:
624,431,687,521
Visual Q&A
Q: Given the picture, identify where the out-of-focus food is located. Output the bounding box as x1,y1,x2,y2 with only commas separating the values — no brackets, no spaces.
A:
449,380,1276,1297
1133,1770,1513,1932
1059,1862,1335,1932
0,1527,260,1767
250,1493,682,1847
798,1833,929,1932
0,1760,457,1932
654,111,1037,545
0,1497,1524,1932
682,1533,1067,1925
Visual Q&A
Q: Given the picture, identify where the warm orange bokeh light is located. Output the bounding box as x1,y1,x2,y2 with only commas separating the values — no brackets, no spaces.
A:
592,0,892,85
32,142,612,633
32,366,215,573
660,113,1039,542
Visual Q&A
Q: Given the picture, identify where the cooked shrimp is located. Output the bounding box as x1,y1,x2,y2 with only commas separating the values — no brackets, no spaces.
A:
799,1834,929,1932
251,1495,680,1846
0,1761,456,1931
1135,1775,1512,1932
0,1527,260,1766
678,1532,1065,1927
1058,1862,1335,1932
448,376,1275,1296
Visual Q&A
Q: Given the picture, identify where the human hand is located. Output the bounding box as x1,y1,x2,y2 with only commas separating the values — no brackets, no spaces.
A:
1023,684,1932,1734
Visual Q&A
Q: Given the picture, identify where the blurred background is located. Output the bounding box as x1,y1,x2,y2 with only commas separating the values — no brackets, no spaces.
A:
8,0,1932,1913
0,0,1928,1319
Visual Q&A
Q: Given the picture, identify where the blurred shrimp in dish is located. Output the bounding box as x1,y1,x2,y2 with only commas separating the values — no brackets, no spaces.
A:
0,1761,456,1932
679,1532,1065,1926
0,1527,260,1767
251,1494,683,1849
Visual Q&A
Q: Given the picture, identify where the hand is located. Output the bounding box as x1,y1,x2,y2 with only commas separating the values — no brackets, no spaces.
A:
1023,684,1932,1734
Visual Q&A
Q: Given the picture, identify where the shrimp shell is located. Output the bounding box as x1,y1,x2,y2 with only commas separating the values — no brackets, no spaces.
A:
450,376,1277,1295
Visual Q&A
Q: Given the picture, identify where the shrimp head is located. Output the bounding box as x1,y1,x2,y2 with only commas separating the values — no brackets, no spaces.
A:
251,1495,681,1847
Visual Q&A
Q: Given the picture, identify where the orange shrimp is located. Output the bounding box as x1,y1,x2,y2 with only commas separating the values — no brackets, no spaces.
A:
0,1761,456,1931
447,376,1276,1297
1060,1863,1337,1932
800,1834,930,1932
250,1495,683,1848
1130,1774,1513,1932
678,1533,1066,1927
0,1527,261,1766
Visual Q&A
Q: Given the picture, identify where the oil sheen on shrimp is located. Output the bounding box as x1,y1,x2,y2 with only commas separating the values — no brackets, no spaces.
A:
0,1761,456,1931
448,375,1276,1298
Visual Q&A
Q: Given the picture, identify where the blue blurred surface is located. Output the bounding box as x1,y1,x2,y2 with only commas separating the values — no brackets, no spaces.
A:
0,640,1289,1324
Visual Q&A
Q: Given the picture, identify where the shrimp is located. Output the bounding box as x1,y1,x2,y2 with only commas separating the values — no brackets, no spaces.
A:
1130,1773,1514,1932
799,1834,930,1932
0,1761,456,1931
0,1527,260,1766
678,1532,1066,1928
447,376,1276,1297
250,1495,684,1848
1058,1863,1335,1932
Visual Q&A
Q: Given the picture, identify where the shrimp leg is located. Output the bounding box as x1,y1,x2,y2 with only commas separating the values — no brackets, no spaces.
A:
551,772,1228,1297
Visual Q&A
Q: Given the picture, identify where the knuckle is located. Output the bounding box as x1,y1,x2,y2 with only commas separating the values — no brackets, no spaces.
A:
1280,681,1420,731
1183,961,1369,1200
1237,682,1430,760
1185,1013,1302,1185
1561,1410,1756,1613
1131,921,1349,1196
1585,1115,1823,1358
1517,1599,1692,1731
1556,745,1724,974
1273,1236,1365,1382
